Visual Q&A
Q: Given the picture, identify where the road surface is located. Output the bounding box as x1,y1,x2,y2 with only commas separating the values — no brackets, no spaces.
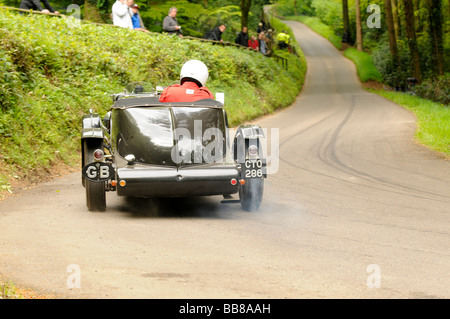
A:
0,21,449,299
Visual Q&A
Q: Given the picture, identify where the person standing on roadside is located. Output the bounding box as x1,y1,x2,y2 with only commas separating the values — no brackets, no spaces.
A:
248,34,259,51
19,0,59,14
163,7,183,37
112,0,133,29
204,24,226,42
257,32,268,55
130,4,149,32
235,26,248,47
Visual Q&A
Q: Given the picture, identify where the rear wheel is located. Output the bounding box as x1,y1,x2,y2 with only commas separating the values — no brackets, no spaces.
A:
239,177,264,212
82,140,106,212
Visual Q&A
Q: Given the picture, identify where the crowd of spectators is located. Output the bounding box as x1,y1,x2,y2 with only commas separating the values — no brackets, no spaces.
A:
231,21,277,56
16,1,288,56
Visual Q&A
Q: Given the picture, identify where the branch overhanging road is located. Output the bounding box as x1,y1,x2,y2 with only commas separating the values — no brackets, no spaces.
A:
0,21,449,298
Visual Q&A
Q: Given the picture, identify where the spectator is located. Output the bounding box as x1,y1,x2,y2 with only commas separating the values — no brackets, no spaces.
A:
163,7,182,37
19,0,59,14
277,30,290,50
266,28,274,52
248,35,259,51
235,26,248,47
130,4,149,32
257,32,268,55
256,22,265,34
204,24,226,42
159,60,213,102
112,0,133,29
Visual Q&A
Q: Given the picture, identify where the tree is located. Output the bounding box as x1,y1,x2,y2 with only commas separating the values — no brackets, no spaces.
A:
342,0,352,43
240,0,252,28
427,0,444,75
355,0,363,51
384,0,399,64
403,0,422,82
391,0,401,40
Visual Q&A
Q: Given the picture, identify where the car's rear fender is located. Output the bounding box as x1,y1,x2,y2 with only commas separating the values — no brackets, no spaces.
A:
81,111,104,168
233,124,265,163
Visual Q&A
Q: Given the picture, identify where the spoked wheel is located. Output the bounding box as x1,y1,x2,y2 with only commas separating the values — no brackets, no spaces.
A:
239,177,264,212
82,140,106,212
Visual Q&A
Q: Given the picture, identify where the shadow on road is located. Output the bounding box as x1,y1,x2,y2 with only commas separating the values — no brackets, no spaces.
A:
115,195,242,219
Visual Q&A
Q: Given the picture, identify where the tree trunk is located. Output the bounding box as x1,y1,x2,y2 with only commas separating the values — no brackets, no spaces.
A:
84,1,102,23
342,0,352,43
427,0,444,75
240,0,252,28
391,0,401,39
355,0,363,51
403,0,422,82
384,0,399,64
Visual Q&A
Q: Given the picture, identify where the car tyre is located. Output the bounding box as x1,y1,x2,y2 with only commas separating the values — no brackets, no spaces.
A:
239,177,264,212
83,140,106,212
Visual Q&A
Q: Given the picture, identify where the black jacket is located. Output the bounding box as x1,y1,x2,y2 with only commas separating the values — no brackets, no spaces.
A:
235,31,248,47
204,26,223,41
20,0,56,12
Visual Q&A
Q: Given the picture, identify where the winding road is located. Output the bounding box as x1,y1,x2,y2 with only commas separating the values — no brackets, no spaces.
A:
1,21,449,299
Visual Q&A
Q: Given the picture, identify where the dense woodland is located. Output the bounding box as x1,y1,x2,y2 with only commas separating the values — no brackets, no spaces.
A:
274,0,449,103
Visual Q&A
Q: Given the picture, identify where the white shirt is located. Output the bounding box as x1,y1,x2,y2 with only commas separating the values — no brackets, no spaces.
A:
112,1,132,29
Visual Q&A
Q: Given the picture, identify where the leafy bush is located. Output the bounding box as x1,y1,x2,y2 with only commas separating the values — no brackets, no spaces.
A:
310,0,343,37
372,39,412,89
272,0,314,17
415,73,450,105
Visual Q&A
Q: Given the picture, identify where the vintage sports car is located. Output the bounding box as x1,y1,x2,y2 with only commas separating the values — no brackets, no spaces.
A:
81,83,267,212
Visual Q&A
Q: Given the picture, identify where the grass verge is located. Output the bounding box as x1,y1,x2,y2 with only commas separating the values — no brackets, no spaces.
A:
344,47,383,82
0,278,53,299
374,90,450,155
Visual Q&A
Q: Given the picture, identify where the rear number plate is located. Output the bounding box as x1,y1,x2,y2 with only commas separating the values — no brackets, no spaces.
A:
244,159,266,178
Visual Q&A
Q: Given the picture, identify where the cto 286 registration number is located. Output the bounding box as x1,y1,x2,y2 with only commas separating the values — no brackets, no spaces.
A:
244,159,266,178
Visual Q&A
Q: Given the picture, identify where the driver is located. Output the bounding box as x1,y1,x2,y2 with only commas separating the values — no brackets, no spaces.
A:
159,60,214,102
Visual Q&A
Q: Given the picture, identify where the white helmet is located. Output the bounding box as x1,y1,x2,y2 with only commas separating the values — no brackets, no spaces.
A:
180,60,209,87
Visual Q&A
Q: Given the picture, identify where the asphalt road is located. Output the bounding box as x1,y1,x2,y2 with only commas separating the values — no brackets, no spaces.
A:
0,21,449,299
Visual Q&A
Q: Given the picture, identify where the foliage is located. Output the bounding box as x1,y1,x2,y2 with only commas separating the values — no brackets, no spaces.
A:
285,15,342,50
272,0,314,17
0,9,305,186
414,73,450,105
344,47,382,82
310,0,342,36
372,38,412,89
273,0,449,90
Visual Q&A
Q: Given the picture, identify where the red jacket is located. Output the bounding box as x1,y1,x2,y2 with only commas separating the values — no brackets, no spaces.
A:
248,39,259,50
159,81,214,102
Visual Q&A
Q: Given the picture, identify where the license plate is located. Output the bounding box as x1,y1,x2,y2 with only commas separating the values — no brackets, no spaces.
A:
82,162,114,182
243,159,266,179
